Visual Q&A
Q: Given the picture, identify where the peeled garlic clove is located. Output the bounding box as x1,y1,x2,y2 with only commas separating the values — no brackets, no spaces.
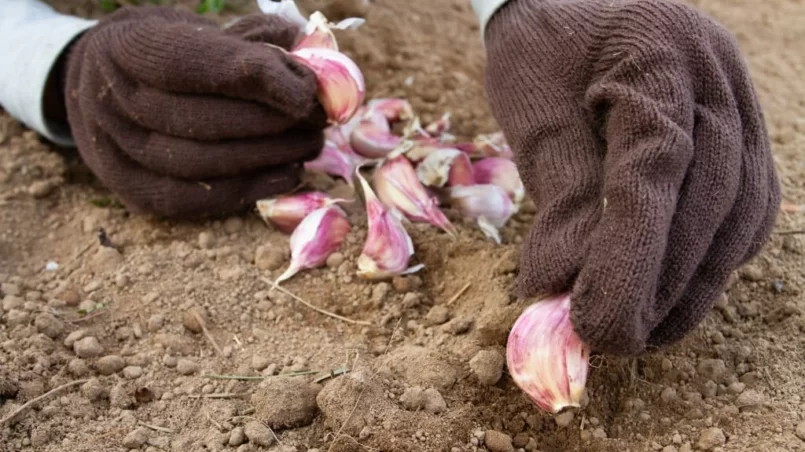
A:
355,171,424,280
366,98,414,123
424,112,451,137
293,11,365,51
256,0,308,29
274,205,351,285
256,191,348,233
507,294,590,414
304,127,366,186
374,156,456,236
473,157,525,204
473,132,514,159
449,184,516,244
350,110,402,159
415,148,474,188
291,47,365,124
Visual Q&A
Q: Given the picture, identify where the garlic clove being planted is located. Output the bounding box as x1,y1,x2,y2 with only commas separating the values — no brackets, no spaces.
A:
350,109,403,159
506,294,590,414
449,184,517,244
273,205,351,285
374,156,456,236
293,11,365,51
415,148,474,188
304,126,366,186
256,191,349,234
290,47,365,124
366,98,414,123
473,157,525,204
356,170,424,280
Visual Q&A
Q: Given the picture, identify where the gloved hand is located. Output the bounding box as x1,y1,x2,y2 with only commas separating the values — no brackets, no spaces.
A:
63,6,327,219
482,0,781,355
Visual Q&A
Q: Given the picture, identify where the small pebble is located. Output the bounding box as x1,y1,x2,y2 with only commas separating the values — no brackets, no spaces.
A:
735,389,764,411
244,421,274,447
661,358,673,371
660,387,677,403
255,245,285,271
123,366,143,379
485,430,514,452
795,422,805,441
147,314,164,332
198,232,216,249
229,427,246,446
469,349,505,386
34,313,64,339
176,358,199,375
696,428,725,450
122,428,149,449
423,388,447,414
592,428,607,439
223,217,244,234
73,336,103,358
115,273,129,288
741,265,763,281
392,276,412,293
425,305,450,325
68,359,89,377
554,411,575,428
402,292,421,308
326,252,344,269
96,355,126,375
252,355,271,371
182,306,207,334
371,283,391,305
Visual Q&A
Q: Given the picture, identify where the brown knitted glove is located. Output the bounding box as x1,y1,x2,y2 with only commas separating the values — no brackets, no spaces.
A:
484,0,780,356
64,7,327,219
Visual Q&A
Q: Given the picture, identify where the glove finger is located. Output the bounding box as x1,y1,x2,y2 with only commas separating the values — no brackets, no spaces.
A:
101,106,324,180
223,13,301,49
109,78,320,140
79,128,302,219
103,19,318,122
569,48,698,356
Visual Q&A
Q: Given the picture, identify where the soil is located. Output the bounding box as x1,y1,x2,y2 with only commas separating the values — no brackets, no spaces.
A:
1,0,804,452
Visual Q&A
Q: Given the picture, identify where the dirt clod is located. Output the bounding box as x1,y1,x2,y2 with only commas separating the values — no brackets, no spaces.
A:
73,336,103,358
426,305,450,325
182,306,208,334
255,245,285,271
229,427,246,446
244,421,274,447
795,422,805,441
176,358,198,375
469,349,505,386
485,430,514,452
122,428,149,449
96,355,125,375
697,427,726,450
251,377,319,429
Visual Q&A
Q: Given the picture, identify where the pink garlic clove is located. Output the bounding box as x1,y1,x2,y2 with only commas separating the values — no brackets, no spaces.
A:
415,149,474,188
424,112,452,137
366,98,414,123
256,191,349,234
273,205,351,285
304,126,366,186
373,156,456,236
507,294,590,414
350,109,402,159
473,157,525,204
290,47,365,124
473,132,514,159
448,184,517,244
355,170,424,280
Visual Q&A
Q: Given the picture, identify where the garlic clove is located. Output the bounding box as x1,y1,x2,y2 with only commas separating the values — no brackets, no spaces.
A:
350,109,403,159
424,112,451,137
366,98,414,123
304,126,367,186
256,191,349,234
374,156,456,236
448,184,516,244
415,148,474,188
293,11,366,51
473,132,514,159
473,157,525,204
290,47,365,124
273,205,351,285
506,294,590,414
355,170,424,280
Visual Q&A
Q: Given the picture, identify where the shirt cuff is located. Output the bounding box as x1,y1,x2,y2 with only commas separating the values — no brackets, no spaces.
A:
0,3,97,147
471,0,511,40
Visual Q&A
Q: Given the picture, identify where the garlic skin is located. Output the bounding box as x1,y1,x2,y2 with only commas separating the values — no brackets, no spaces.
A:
290,47,365,124
506,294,590,414
424,112,451,137
473,132,514,159
293,11,365,51
304,127,366,186
256,191,348,233
350,109,402,159
374,156,456,236
356,171,424,280
473,157,525,204
273,205,351,285
366,98,414,123
415,148,474,188
256,0,308,28
449,184,516,244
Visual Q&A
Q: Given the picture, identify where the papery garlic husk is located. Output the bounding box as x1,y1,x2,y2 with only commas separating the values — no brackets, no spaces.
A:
256,191,348,234
366,98,414,123
415,148,474,188
293,11,365,51
355,170,424,280
424,112,451,137
256,0,308,28
290,47,365,124
473,132,514,159
273,205,351,285
405,138,458,163
304,126,366,186
473,157,525,204
507,294,590,414
374,156,456,236
449,184,516,244
350,109,402,159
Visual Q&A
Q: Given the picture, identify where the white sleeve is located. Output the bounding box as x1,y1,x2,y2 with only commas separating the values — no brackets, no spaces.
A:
0,0,97,147
471,0,511,39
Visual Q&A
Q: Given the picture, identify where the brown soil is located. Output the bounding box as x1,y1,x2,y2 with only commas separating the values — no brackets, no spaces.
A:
2,0,804,451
